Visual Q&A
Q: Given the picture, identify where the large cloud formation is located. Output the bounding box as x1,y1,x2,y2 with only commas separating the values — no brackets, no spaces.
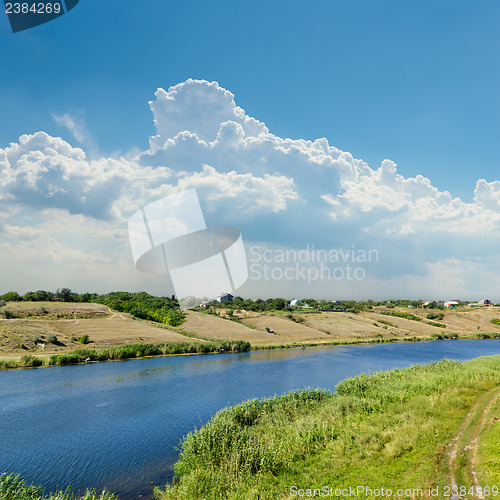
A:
0,79,499,299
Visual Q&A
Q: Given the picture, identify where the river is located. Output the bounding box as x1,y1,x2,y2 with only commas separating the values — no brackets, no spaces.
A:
1,339,500,498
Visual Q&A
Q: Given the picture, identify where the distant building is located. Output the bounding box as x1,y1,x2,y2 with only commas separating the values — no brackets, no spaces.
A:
423,300,444,307
444,300,460,308
480,299,493,306
217,293,234,303
290,299,312,308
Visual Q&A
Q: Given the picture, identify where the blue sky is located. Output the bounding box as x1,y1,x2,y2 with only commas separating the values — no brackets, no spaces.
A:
0,0,499,299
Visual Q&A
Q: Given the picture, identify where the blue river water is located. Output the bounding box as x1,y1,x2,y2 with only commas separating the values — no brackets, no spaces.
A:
1,339,500,498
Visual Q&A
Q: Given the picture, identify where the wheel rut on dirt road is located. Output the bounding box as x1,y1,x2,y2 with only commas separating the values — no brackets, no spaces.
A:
444,385,500,499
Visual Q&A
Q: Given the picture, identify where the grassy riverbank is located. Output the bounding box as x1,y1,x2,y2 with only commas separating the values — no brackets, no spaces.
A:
3,301,500,367
0,473,116,499
155,355,500,499
0,340,251,369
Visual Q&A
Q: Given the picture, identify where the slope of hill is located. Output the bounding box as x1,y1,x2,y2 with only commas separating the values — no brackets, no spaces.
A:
1,302,500,364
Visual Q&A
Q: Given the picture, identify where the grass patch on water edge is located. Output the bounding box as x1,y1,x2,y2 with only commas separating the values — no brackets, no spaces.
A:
155,355,500,500
1,335,496,370
0,473,116,500
0,340,251,369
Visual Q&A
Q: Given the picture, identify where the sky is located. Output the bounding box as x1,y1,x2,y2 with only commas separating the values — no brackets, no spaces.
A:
0,0,499,300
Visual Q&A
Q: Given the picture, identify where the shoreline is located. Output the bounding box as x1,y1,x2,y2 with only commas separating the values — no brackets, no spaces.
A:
1,333,498,371
3,355,500,500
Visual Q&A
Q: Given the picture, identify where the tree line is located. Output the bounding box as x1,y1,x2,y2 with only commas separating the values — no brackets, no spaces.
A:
0,289,184,326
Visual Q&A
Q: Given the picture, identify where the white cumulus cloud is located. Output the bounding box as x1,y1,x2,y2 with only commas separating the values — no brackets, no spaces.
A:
1,78,499,299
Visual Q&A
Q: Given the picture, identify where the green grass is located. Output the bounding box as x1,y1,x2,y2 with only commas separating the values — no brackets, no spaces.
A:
430,332,458,340
0,341,251,369
377,319,394,327
155,356,500,500
45,341,250,366
477,398,500,487
427,321,447,328
380,310,422,321
0,473,116,499
476,332,500,339
19,355,43,367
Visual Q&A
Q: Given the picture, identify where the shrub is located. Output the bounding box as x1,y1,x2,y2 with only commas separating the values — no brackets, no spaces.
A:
490,318,500,325
0,299,5,307
36,306,48,315
19,355,43,367
47,334,58,344
426,312,444,320
79,334,90,344
378,320,394,327
381,311,421,321
2,309,14,319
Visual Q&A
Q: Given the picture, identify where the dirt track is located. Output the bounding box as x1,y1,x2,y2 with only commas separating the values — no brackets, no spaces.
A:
444,385,500,499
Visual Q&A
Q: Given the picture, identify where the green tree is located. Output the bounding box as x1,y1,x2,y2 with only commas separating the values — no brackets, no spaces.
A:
32,290,53,301
56,288,75,302
1,291,21,301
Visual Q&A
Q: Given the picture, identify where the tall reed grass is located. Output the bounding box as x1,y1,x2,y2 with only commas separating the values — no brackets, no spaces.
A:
0,473,116,499
155,356,500,499
0,341,251,370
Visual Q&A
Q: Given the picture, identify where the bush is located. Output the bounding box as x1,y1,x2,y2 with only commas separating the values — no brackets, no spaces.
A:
477,332,500,339
79,334,90,344
430,332,458,340
490,318,500,325
381,311,421,321
19,355,43,367
47,334,58,344
428,322,446,328
426,312,444,320
36,306,48,315
1,291,22,302
2,309,14,319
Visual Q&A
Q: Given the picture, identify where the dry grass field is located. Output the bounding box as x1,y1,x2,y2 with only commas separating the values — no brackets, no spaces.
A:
1,301,500,363
0,302,204,362
180,311,278,344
